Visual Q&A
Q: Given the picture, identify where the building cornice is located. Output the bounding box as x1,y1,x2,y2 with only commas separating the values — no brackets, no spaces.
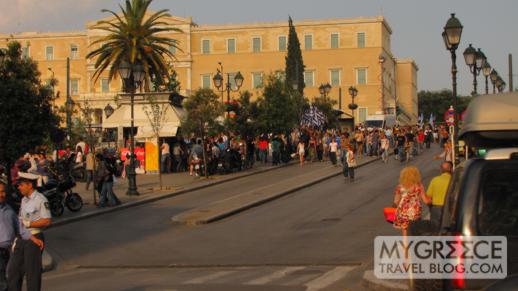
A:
0,31,86,40
193,16,387,32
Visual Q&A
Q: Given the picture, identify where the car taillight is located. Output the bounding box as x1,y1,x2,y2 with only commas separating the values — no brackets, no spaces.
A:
452,234,465,289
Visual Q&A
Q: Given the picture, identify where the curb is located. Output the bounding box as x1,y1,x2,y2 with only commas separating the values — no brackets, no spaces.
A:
172,156,382,225
362,270,409,291
48,161,296,229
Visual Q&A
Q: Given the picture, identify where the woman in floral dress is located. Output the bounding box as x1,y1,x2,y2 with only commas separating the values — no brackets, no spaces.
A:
393,166,431,237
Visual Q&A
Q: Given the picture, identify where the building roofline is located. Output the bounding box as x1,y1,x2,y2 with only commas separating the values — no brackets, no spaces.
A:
0,31,87,39
193,16,388,32
397,58,419,71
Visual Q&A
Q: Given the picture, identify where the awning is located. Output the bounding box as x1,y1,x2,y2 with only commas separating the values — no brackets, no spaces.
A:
102,103,184,138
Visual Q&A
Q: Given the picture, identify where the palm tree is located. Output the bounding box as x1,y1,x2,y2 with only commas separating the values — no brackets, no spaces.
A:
87,0,181,91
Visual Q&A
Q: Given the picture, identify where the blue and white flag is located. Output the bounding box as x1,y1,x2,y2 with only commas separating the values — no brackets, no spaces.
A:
301,106,326,128
429,113,435,128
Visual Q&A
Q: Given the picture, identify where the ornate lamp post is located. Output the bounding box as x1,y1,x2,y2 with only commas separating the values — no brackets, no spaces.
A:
212,62,244,113
482,62,492,95
318,83,332,100
348,86,358,129
496,76,506,93
490,69,498,94
118,60,145,196
463,44,486,96
442,13,463,163
379,55,386,113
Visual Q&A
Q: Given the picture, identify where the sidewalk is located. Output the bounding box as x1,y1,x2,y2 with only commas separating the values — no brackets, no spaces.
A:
51,161,295,227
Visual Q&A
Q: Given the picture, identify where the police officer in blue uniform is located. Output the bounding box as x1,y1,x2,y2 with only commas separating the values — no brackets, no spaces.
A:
0,179,17,291
7,173,50,291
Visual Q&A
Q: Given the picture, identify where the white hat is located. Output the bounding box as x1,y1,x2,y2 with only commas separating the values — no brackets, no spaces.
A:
16,172,40,182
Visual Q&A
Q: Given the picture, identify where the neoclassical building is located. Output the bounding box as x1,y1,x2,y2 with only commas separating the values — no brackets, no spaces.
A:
0,13,418,128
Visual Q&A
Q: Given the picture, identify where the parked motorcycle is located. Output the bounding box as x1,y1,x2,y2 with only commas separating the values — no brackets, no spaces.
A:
40,172,83,217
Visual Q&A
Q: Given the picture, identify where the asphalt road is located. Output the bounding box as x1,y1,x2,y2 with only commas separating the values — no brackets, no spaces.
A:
43,145,442,291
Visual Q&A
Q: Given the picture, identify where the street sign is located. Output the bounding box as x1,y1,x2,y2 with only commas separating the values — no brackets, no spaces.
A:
444,106,455,126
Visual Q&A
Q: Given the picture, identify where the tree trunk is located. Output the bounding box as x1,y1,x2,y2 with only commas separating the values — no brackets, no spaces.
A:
199,121,209,179
157,137,163,190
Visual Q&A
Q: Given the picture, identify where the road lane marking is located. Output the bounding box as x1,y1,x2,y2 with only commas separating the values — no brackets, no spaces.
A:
184,270,236,284
43,269,96,280
245,266,305,285
304,266,356,291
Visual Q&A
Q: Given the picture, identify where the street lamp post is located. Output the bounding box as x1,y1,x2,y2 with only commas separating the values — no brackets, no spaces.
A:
482,62,492,95
318,83,332,100
442,13,463,163
212,62,244,113
490,69,498,94
118,61,145,196
348,86,358,129
463,44,486,96
496,76,506,93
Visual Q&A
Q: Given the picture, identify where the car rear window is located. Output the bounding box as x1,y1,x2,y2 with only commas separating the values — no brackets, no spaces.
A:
478,168,518,236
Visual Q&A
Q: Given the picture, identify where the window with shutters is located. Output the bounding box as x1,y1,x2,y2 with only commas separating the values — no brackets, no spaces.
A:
357,32,366,48
304,34,313,50
356,68,367,85
331,33,339,49
202,39,210,54
227,38,236,54
304,71,315,87
201,74,211,89
252,37,261,53
278,36,287,51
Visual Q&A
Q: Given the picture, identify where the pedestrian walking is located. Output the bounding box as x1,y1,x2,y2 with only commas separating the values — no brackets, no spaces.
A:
380,132,390,163
354,130,364,159
85,150,95,191
160,140,170,173
426,162,452,227
7,173,49,291
297,140,305,166
329,138,338,166
344,144,356,182
392,167,431,237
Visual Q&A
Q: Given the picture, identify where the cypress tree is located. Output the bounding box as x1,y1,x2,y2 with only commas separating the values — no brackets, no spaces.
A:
285,16,305,95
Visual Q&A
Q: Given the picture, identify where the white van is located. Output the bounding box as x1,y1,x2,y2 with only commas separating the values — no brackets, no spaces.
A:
364,114,396,129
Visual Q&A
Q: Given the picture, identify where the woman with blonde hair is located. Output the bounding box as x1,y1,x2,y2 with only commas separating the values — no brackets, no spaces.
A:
393,166,431,236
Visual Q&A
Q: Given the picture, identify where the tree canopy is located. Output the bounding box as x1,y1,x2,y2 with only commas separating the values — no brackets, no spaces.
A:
418,89,472,122
0,41,60,172
256,75,300,134
86,0,182,90
181,89,225,137
285,16,305,96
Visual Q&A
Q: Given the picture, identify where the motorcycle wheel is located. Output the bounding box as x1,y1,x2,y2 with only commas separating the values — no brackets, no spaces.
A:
66,193,83,212
50,201,65,217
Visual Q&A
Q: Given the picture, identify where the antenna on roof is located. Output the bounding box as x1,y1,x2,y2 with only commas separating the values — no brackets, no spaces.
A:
379,0,384,16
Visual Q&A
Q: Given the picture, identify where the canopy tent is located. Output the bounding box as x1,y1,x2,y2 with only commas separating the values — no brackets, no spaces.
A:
102,103,184,140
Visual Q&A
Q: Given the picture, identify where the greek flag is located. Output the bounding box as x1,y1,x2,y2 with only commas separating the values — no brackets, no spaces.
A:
429,113,435,128
300,106,327,128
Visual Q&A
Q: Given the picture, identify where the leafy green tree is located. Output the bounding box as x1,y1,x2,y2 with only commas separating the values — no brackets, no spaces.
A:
257,75,299,134
312,97,338,129
181,89,225,178
418,89,472,123
86,0,182,90
225,91,260,139
0,41,60,188
285,16,305,96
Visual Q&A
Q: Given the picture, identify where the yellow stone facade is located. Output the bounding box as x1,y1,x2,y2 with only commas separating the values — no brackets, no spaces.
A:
0,14,418,126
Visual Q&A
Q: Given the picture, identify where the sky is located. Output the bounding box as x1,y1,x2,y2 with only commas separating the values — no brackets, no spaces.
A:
0,0,517,95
